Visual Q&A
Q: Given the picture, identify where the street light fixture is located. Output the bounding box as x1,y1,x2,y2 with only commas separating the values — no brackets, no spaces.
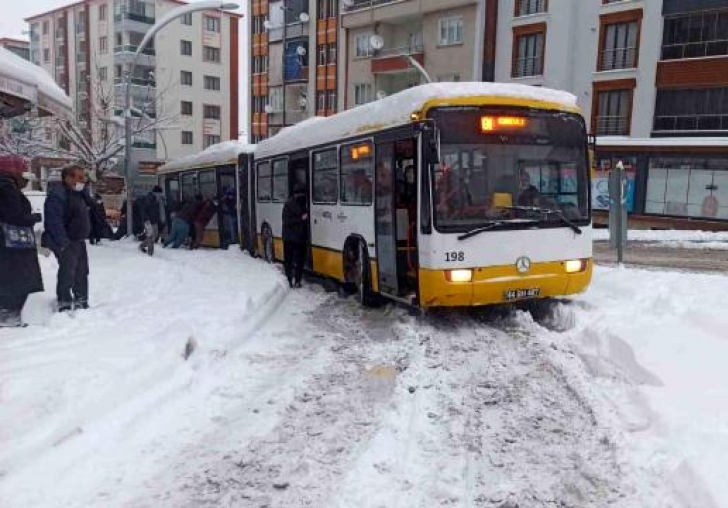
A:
123,0,239,236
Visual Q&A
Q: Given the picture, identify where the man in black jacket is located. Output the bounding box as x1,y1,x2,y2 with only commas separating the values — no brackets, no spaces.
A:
282,184,308,288
139,186,165,256
44,167,91,312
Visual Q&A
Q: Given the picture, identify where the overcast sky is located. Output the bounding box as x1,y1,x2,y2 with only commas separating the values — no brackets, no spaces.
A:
1,0,250,140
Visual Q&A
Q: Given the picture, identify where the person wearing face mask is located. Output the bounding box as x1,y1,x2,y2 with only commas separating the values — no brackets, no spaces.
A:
43,167,92,312
139,185,166,256
0,156,43,327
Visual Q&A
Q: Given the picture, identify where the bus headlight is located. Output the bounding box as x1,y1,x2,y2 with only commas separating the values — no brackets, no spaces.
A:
446,269,473,283
565,259,587,273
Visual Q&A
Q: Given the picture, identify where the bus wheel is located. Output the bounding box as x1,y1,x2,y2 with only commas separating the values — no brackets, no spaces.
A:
262,226,274,263
347,240,375,307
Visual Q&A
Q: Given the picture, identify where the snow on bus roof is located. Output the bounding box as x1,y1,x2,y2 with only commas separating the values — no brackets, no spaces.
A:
157,140,255,175
255,82,578,159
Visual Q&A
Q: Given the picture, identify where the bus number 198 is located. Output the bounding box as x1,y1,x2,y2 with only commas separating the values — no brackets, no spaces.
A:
446,251,465,262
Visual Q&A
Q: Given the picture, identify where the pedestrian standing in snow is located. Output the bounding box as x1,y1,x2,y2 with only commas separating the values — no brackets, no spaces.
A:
0,157,44,327
43,167,91,312
190,196,218,250
89,193,111,245
139,185,165,256
282,184,308,288
221,188,238,249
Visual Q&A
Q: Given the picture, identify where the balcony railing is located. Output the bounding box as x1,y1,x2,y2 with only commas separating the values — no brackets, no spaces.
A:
114,9,155,25
113,76,156,87
599,47,637,71
662,40,728,60
114,44,156,56
596,116,629,136
512,57,543,78
343,0,404,12
653,114,728,133
374,42,424,58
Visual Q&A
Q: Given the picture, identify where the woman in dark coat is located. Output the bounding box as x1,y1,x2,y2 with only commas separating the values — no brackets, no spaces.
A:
0,159,44,327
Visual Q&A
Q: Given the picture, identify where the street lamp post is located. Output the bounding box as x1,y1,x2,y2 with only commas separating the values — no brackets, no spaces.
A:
123,0,239,236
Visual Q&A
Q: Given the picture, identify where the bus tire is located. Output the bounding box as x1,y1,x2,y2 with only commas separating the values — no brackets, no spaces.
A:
262,225,275,263
345,239,376,307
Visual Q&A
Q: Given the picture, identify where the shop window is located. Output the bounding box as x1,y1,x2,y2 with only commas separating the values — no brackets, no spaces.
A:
646,157,728,219
592,156,637,211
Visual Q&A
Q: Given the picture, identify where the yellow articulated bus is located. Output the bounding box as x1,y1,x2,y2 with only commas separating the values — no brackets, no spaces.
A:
252,82,593,308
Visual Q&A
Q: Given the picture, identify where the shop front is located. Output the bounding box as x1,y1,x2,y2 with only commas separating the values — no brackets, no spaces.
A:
595,139,728,230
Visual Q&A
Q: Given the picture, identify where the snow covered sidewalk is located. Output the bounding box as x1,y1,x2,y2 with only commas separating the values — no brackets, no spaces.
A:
593,228,728,250
0,242,286,505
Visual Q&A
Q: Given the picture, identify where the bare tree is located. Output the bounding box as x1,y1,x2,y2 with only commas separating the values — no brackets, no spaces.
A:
0,59,180,181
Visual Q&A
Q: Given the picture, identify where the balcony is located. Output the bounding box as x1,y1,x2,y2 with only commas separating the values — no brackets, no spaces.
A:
113,76,156,87
371,44,424,74
267,109,308,125
662,40,728,61
653,114,728,135
343,0,402,12
114,44,156,56
267,21,310,43
114,10,155,25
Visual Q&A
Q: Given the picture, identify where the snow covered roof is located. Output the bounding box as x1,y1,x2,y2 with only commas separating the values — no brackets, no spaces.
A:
597,136,728,148
0,47,72,117
157,140,255,175
255,82,579,159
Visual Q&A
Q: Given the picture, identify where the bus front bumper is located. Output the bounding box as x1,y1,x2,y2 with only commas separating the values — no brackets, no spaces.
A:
418,260,593,308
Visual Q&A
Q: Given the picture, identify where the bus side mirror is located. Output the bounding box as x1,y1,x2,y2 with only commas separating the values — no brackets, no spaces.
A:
426,129,440,165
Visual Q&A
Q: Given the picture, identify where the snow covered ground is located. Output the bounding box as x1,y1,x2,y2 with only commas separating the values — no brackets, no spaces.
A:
593,228,728,250
1,243,727,507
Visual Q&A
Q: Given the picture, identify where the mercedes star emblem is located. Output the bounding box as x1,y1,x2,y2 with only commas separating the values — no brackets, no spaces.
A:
515,256,531,274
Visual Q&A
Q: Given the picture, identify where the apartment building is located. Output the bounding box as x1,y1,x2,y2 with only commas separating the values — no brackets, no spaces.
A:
26,0,240,193
496,0,728,225
0,38,30,60
250,0,337,143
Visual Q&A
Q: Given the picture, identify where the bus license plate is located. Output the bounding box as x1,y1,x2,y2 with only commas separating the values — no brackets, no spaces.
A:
504,288,540,301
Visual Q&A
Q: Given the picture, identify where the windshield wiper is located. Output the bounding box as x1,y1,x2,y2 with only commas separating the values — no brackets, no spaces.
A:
503,206,583,235
457,219,538,241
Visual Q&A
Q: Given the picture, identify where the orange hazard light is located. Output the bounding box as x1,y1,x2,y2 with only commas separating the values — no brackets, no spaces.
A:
480,116,528,132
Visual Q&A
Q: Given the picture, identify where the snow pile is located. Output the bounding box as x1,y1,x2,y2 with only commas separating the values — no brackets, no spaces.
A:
521,267,728,506
256,82,578,159
158,140,255,174
0,242,285,505
593,228,728,249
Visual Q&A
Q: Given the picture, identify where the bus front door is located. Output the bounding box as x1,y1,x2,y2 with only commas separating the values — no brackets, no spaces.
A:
375,142,399,297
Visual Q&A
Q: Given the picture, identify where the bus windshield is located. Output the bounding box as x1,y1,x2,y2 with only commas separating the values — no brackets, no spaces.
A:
428,107,590,232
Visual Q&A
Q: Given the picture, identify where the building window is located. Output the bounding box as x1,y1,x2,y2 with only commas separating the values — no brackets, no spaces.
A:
599,20,639,70
252,15,266,35
317,0,338,19
204,75,221,90
181,70,192,86
180,40,192,56
328,43,337,64
654,87,728,134
181,101,193,115
99,66,107,81
313,148,338,204
204,16,220,32
340,141,374,205
203,104,221,119
181,131,193,144
253,55,268,73
595,88,632,136
355,33,373,58
317,45,327,66
181,12,192,25
327,91,337,111
99,4,107,21
512,29,545,77
354,83,373,105
663,10,728,60
204,135,221,148
43,21,49,35
99,36,108,54
43,48,50,63
203,46,221,63
316,91,326,112
515,0,547,17
269,87,283,112
438,16,464,46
